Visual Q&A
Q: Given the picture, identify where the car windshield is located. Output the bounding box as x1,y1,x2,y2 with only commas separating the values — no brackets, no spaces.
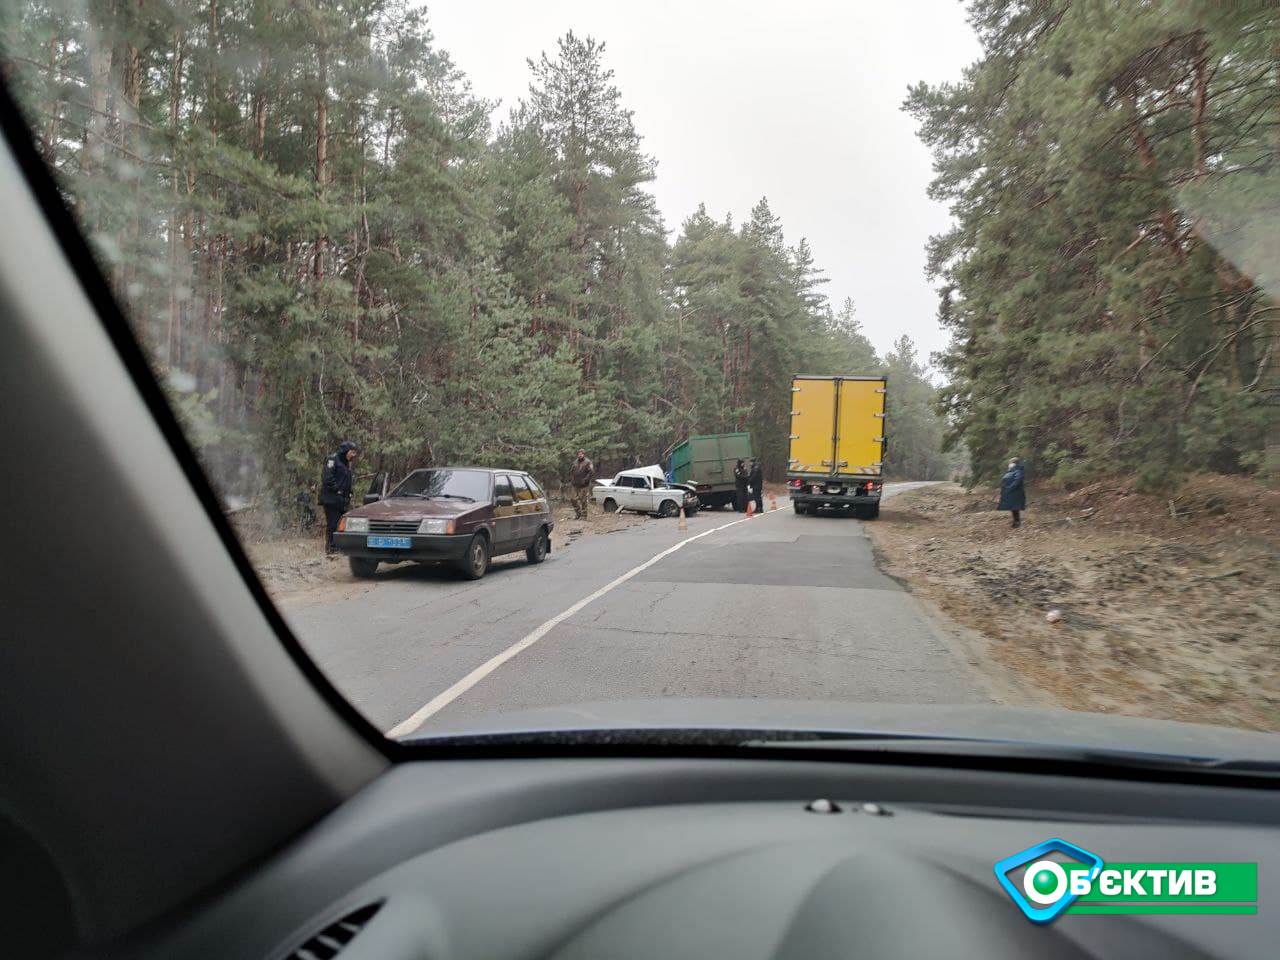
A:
392,469,490,502
1,1,1275,759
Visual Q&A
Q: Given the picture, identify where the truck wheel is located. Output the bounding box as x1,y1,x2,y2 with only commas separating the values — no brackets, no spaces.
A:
526,528,549,564
455,533,490,580
793,502,806,515
602,497,618,513
658,499,680,518
866,503,880,520
348,557,379,579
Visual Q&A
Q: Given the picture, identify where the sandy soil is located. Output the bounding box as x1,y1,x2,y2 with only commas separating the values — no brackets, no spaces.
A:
866,477,1279,731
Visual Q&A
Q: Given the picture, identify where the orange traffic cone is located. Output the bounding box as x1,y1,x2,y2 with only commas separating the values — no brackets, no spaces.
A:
769,493,778,511
746,500,755,517
678,504,688,530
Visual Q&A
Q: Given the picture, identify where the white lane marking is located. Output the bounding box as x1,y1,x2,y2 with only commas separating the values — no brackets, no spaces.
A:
384,507,783,737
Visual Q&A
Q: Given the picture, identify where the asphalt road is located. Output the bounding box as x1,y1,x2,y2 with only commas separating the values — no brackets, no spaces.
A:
287,482,992,735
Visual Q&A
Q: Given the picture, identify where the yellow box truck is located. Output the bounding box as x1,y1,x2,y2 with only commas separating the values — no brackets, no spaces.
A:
787,375,887,519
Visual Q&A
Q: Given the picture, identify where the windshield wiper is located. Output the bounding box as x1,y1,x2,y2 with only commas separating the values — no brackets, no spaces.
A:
396,492,474,501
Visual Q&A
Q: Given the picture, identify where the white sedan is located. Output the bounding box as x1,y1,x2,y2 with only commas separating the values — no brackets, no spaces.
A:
593,466,699,518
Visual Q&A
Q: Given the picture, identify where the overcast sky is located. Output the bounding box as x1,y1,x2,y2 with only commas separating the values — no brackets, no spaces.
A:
426,1,980,366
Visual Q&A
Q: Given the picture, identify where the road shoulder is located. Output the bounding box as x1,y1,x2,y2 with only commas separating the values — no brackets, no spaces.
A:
866,480,1279,731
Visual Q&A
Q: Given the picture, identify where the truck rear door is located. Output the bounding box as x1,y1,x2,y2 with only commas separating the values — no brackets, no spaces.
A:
835,378,887,475
789,376,837,473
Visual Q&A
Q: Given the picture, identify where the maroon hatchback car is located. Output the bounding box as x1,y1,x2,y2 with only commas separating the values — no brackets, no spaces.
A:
333,467,554,580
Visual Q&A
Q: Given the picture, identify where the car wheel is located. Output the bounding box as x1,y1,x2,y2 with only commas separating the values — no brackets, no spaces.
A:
526,528,549,564
348,557,379,579
658,499,679,518
456,533,490,580
602,497,617,513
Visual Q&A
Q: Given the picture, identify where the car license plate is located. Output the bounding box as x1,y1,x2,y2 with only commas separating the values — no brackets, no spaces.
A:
367,535,411,549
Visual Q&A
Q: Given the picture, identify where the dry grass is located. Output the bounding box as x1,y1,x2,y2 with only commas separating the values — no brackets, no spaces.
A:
868,477,1279,731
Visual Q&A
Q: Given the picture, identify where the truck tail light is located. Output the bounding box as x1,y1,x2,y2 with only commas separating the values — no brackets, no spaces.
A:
789,478,803,489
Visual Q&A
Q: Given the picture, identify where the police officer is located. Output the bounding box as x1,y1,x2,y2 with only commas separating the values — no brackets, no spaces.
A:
733,458,749,512
320,441,358,555
749,458,764,514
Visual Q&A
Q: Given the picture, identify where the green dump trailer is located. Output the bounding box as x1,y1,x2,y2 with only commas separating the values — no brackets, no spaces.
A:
668,432,755,510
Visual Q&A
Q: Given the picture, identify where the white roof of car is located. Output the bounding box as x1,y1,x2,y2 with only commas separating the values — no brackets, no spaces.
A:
611,465,668,484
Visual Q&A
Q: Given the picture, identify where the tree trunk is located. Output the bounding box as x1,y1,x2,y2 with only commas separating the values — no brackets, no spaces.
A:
166,26,184,368
42,33,62,163
83,43,113,177
314,43,328,281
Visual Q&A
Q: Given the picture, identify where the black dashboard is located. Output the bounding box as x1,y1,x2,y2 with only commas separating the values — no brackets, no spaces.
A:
104,756,1275,960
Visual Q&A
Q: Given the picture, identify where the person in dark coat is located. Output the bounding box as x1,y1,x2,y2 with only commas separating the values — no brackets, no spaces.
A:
320,441,359,553
748,458,764,514
733,459,749,512
998,457,1026,528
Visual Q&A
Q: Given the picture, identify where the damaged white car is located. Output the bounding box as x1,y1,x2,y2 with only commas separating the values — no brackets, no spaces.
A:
594,465,699,518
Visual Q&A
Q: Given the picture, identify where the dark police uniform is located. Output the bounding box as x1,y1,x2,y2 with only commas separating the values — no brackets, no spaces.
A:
749,460,764,514
733,460,749,513
320,441,357,550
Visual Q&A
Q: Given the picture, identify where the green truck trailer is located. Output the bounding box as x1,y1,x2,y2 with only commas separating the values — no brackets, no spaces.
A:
668,432,754,510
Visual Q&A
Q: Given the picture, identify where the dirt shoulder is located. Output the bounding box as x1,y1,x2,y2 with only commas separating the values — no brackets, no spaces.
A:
237,502,650,605
868,477,1279,731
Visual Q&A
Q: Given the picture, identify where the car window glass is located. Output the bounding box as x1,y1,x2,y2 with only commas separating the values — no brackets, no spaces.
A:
494,476,513,502
511,475,534,502
525,477,545,500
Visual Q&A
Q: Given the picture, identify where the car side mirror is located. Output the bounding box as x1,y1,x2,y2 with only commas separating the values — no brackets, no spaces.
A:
496,494,514,507
363,493,381,505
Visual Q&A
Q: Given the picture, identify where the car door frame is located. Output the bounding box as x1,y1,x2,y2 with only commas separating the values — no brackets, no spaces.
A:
520,473,550,540
508,473,537,549
632,473,657,513
607,474,633,512
491,473,519,554
620,473,647,512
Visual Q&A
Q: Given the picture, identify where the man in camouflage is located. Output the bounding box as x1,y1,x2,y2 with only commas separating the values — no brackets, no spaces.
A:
570,449,595,519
